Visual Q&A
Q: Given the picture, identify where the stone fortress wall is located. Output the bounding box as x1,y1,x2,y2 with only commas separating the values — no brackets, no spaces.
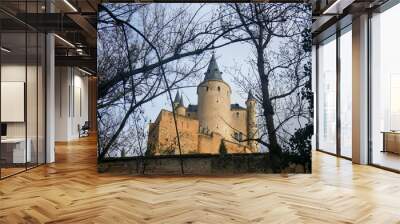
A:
148,53,258,155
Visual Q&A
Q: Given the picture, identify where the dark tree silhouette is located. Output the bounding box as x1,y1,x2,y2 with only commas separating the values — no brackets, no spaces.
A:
219,3,312,172
97,3,312,173
98,3,259,161
219,141,228,155
286,27,313,172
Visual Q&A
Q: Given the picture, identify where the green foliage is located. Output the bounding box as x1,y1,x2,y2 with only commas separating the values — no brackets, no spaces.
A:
301,62,313,117
145,144,155,156
286,27,313,171
187,150,199,154
216,141,231,170
160,148,175,155
219,140,228,156
287,124,313,171
301,27,312,53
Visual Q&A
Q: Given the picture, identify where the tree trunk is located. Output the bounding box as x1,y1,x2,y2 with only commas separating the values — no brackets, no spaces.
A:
256,47,282,172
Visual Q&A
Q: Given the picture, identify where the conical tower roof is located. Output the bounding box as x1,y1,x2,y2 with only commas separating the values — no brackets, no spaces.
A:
173,91,180,104
204,53,223,81
247,90,256,101
179,95,185,107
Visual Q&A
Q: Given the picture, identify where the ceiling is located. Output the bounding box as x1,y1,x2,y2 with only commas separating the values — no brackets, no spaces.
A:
311,0,390,41
1,0,393,74
0,0,99,74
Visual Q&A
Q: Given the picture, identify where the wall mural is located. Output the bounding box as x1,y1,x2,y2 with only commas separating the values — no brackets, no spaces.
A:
97,3,313,174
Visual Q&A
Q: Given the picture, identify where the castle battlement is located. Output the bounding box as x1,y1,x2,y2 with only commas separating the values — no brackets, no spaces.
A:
147,53,258,155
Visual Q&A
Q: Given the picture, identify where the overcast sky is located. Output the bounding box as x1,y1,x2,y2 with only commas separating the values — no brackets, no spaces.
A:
145,42,254,123
142,3,256,123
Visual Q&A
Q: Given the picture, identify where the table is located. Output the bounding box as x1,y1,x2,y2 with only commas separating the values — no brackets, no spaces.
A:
1,138,31,163
382,131,400,154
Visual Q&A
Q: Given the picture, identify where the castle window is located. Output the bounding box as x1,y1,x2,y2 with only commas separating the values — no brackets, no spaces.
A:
217,86,221,91
206,87,209,91
236,112,239,118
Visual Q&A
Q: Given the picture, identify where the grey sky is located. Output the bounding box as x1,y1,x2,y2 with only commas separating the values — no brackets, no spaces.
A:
144,41,254,123
142,4,255,123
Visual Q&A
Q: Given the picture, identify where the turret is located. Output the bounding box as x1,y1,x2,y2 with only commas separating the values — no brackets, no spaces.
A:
246,90,258,152
173,91,180,110
197,52,232,140
176,95,186,116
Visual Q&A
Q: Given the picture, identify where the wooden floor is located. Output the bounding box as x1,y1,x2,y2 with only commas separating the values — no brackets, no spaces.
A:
1,136,400,223
372,150,400,171
1,167,26,178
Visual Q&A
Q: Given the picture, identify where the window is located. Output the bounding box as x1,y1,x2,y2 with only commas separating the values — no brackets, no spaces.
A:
236,112,240,118
315,26,353,159
0,3,46,179
233,132,243,141
217,86,220,91
370,4,400,171
317,35,337,154
340,27,352,158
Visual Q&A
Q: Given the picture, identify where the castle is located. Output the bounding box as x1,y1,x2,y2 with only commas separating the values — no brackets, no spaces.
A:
147,54,258,155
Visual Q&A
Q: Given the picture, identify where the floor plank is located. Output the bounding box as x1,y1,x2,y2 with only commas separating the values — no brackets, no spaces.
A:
0,136,399,223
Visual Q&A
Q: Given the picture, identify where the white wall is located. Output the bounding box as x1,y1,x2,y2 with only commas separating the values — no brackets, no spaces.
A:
46,33,55,163
1,64,26,139
55,66,69,141
1,64,42,137
352,14,369,164
1,62,47,164
55,67,89,141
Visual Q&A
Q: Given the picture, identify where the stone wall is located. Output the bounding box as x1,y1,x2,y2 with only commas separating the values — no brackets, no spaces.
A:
98,153,308,175
198,132,222,153
150,110,199,154
230,109,248,138
223,139,251,153
149,110,250,155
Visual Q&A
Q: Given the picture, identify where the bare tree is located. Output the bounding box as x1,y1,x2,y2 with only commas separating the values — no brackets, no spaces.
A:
220,3,312,171
97,3,255,161
97,3,312,173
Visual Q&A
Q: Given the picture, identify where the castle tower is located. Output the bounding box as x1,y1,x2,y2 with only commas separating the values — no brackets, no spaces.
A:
246,90,258,152
197,53,232,139
173,91,181,110
176,95,186,116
